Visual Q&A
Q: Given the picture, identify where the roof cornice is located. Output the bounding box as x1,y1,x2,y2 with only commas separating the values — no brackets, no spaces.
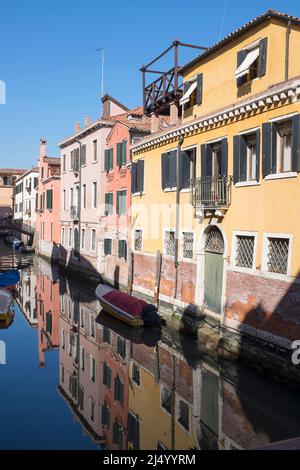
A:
131,78,300,154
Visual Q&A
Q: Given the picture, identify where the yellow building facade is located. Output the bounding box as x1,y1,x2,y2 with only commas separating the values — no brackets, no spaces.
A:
131,11,300,348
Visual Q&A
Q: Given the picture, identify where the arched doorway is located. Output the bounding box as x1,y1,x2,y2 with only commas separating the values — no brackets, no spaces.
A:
74,227,79,259
203,226,224,314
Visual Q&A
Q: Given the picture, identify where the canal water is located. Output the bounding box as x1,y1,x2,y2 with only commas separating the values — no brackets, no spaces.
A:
1,255,300,450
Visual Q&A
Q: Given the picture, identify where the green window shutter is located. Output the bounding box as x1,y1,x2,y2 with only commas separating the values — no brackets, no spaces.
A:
122,141,127,165
258,37,268,77
110,148,114,170
233,136,240,184
131,162,137,193
116,191,120,215
46,189,53,209
104,149,109,171
136,160,144,193
292,114,300,172
46,312,52,334
117,143,122,166
196,73,203,105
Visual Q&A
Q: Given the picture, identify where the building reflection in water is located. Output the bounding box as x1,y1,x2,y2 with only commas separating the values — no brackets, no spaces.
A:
15,263,300,450
16,267,37,328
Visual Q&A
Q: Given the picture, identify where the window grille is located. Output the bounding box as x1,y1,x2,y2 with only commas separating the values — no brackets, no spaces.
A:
235,235,255,268
134,230,142,251
267,237,289,274
183,232,193,259
178,400,189,431
161,386,172,414
205,227,224,254
165,231,175,256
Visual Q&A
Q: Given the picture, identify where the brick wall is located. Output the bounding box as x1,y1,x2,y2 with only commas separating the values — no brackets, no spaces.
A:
226,270,300,341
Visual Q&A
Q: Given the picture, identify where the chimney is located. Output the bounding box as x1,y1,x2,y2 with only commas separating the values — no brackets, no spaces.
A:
151,112,159,134
40,138,47,160
75,122,81,132
169,102,179,126
85,116,91,127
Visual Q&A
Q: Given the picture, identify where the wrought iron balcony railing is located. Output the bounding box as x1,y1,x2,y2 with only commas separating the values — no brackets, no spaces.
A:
70,205,79,221
190,176,233,208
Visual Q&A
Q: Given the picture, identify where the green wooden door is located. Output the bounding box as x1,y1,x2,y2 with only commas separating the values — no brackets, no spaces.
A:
204,227,224,314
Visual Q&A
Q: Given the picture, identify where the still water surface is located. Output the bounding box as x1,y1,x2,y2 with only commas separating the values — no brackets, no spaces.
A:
1,256,300,450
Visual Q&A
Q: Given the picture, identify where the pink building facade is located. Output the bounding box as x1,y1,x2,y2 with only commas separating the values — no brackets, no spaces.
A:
102,109,150,288
36,139,61,260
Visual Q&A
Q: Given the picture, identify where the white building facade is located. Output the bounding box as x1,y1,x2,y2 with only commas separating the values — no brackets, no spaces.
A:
14,167,39,227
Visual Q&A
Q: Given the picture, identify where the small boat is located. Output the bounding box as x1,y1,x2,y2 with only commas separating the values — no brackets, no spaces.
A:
0,288,13,322
96,310,161,346
95,284,161,328
0,270,20,290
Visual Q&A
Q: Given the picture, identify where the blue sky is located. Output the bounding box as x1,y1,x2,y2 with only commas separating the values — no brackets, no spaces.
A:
0,0,299,168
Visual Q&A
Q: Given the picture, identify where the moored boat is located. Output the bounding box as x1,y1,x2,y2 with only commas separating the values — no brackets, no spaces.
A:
0,270,20,291
95,284,161,328
0,288,13,322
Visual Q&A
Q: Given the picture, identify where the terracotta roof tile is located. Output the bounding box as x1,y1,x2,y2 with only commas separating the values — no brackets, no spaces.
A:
0,168,27,175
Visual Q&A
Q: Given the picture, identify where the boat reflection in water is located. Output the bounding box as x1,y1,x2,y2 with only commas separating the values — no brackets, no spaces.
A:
11,260,300,450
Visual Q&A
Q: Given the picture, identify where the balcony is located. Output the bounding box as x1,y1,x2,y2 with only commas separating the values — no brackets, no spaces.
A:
191,176,233,209
141,41,207,116
70,205,79,222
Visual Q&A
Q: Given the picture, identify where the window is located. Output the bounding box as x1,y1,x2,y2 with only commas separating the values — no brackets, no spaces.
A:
114,375,124,403
265,236,290,275
182,232,193,259
161,151,176,190
81,229,85,249
113,420,122,446
92,182,97,208
93,139,98,161
235,38,267,86
62,190,66,211
116,190,126,215
161,148,196,190
103,362,112,388
104,238,112,255
161,386,172,414
46,189,53,209
105,193,113,215
177,400,189,431
70,188,73,206
90,355,96,383
78,387,84,411
118,240,127,260
61,328,65,350
131,160,144,193
80,307,85,329
91,229,96,251
181,148,196,189
132,363,140,386
90,399,95,421
80,346,85,372
235,235,255,269
164,230,175,256
61,228,65,245
134,229,142,251
262,115,300,177
180,73,203,109
102,402,110,427
276,120,292,173
61,365,65,384
62,154,66,172
68,228,72,246
104,148,113,171
103,326,111,344
117,141,127,166
234,131,260,183
117,336,126,359
71,148,79,171
3,176,8,186
82,184,86,208
90,315,95,338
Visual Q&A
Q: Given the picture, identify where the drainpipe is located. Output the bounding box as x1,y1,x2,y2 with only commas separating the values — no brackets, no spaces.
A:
174,136,184,299
74,139,82,261
285,20,291,81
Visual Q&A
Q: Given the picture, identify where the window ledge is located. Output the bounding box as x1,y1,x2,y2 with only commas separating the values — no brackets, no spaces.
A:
92,160,98,164
180,188,191,193
132,192,145,197
163,187,177,192
235,181,260,187
265,172,297,180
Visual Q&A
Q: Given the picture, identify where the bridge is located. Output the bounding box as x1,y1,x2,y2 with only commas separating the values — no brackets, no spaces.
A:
0,220,35,246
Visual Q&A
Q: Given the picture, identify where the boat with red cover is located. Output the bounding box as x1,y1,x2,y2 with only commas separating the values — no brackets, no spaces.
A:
95,284,161,328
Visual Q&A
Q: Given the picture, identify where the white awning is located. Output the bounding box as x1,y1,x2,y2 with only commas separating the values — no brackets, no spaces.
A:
180,81,197,105
234,47,259,79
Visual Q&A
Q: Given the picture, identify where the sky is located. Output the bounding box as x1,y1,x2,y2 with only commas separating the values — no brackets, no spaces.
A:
0,0,300,168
